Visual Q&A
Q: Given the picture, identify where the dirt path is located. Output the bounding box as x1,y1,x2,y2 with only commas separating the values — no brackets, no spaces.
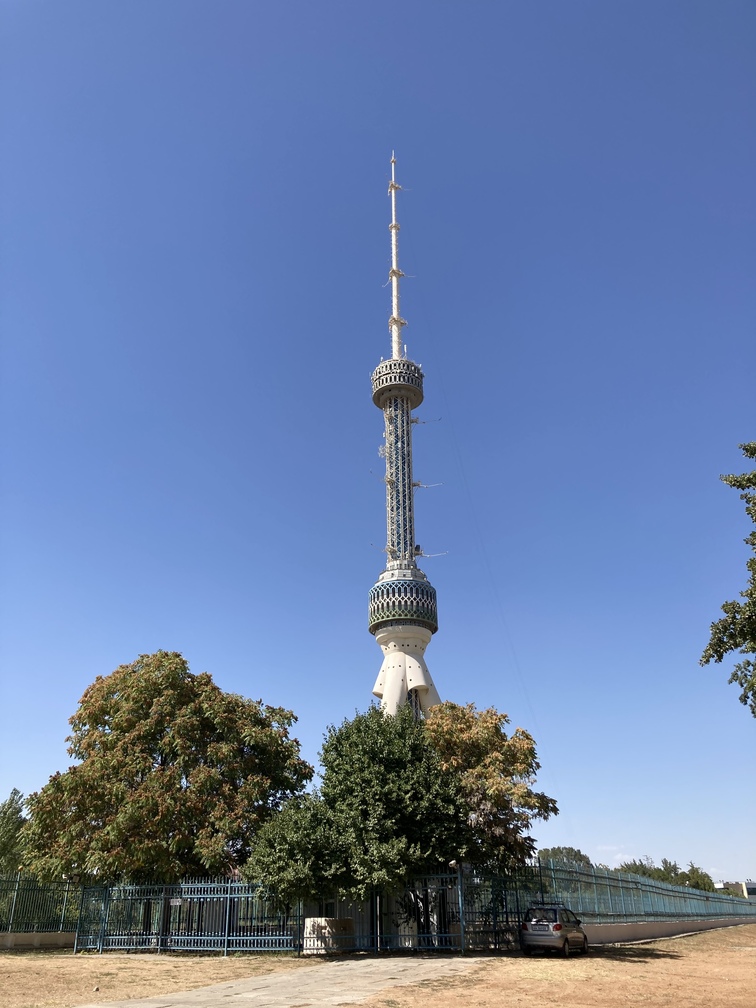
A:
2,923,755,1008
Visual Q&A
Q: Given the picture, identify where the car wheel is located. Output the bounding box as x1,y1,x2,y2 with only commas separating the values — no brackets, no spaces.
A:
581,936,589,955
561,938,570,958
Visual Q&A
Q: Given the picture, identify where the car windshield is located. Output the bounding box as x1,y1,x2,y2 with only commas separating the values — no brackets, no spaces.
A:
526,907,557,922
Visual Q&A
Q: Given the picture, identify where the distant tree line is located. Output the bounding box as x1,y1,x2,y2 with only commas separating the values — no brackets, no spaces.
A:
537,846,716,892
615,856,715,892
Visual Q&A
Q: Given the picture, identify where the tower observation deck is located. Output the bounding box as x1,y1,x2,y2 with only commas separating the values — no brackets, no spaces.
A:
369,156,442,716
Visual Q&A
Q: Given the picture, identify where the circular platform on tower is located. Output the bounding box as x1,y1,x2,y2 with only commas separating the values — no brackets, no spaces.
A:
368,577,438,634
371,358,424,409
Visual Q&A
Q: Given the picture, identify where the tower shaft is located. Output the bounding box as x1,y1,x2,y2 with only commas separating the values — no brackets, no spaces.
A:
383,395,415,564
368,156,441,716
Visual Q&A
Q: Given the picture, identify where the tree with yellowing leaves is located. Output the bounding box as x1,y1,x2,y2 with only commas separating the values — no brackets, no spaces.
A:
22,651,312,882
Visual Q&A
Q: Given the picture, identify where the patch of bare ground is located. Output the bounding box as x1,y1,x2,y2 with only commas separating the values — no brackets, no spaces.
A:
0,949,320,1008
363,923,756,1008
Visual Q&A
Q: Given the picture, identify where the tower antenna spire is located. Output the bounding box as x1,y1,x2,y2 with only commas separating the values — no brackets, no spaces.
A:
388,152,406,360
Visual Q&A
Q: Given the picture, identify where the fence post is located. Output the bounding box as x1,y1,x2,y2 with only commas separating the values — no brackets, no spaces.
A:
617,872,627,920
537,859,546,904
59,880,71,932
297,898,303,956
456,865,466,954
7,873,20,933
223,879,232,957
73,885,87,953
97,887,110,954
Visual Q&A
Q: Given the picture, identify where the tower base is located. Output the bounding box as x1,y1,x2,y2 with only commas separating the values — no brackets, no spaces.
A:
371,624,441,715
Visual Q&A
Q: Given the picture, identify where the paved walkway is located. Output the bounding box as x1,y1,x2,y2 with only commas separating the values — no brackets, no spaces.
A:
78,955,485,1008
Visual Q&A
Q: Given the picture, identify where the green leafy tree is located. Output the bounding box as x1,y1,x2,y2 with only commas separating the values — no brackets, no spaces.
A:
617,856,715,891
243,795,350,905
679,863,717,892
618,855,660,879
0,789,26,876
247,702,557,902
316,704,470,895
22,651,312,882
538,846,592,869
701,443,756,716
247,705,463,902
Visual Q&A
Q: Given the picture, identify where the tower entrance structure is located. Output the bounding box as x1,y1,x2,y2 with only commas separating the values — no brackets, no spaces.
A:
369,156,442,715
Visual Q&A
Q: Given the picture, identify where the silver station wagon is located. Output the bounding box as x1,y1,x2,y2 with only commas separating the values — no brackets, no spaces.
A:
520,903,588,956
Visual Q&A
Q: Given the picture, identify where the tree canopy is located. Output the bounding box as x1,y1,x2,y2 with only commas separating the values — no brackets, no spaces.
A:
246,702,557,902
0,789,26,876
247,705,464,902
538,846,593,869
22,651,312,882
425,703,557,870
241,794,351,904
700,442,756,716
617,856,715,892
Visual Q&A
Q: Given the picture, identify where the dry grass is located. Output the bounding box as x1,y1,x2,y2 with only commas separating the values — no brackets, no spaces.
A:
0,949,320,1008
2,923,755,1008
363,923,756,1008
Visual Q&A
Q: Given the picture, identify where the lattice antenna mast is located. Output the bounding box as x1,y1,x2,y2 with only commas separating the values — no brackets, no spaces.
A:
388,153,406,360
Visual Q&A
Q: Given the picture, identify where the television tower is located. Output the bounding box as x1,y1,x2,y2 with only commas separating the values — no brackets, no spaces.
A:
368,156,442,716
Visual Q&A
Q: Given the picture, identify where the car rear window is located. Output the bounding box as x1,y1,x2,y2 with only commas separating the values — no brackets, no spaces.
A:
525,907,557,922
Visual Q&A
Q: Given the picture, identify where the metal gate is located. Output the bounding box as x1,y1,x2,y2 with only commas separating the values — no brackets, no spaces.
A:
460,867,544,950
377,869,543,952
74,881,302,953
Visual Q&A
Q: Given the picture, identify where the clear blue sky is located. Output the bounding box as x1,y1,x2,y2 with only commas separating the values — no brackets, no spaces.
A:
1,1,754,880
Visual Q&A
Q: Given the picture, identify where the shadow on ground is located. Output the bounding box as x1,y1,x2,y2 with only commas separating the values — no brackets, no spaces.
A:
582,945,684,962
323,942,686,964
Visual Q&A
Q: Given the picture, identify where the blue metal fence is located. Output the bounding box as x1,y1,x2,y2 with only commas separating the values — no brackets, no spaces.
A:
73,865,756,954
538,860,756,924
5,863,754,951
0,875,81,933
